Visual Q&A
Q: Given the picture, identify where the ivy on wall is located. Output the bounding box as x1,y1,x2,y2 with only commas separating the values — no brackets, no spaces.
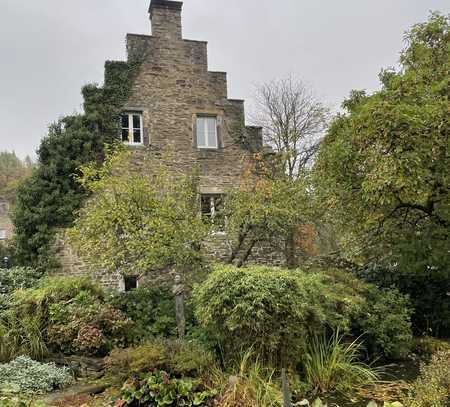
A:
13,55,145,272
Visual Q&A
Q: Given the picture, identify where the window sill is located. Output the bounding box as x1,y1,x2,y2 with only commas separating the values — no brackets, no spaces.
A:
209,231,227,237
124,144,145,148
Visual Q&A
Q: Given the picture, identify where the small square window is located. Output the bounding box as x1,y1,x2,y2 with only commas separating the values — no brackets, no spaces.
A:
0,230,6,240
124,276,139,291
196,116,218,149
121,113,143,145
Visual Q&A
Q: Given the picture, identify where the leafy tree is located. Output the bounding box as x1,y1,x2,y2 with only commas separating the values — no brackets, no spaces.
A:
0,151,33,203
314,13,449,335
68,148,207,279
223,158,313,267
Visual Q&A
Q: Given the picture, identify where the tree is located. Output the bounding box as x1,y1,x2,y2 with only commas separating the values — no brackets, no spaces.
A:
222,157,312,267
314,13,449,335
0,151,33,203
252,77,329,179
246,78,329,266
68,148,207,279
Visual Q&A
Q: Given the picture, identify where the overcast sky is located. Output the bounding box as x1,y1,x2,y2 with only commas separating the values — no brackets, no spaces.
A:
1,0,448,159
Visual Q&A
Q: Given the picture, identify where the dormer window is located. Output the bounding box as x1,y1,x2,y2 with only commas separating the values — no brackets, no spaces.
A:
196,116,218,149
121,113,143,145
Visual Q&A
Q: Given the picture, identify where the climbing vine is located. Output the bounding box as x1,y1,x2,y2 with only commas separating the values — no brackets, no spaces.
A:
13,53,145,272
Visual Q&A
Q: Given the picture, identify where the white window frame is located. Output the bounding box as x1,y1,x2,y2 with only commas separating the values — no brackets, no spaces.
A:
0,230,6,240
196,116,218,149
121,113,143,146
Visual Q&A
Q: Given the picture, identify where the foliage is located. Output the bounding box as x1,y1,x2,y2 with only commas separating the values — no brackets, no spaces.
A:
301,331,381,395
120,370,216,407
13,54,145,272
0,356,72,395
0,267,42,312
354,287,413,360
0,277,131,360
0,314,47,363
68,148,207,277
412,336,450,357
105,339,216,380
0,151,33,204
218,350,282,407
106,284,177,342
313,13,450,335
193,265,366,367
402,350,450,407
358,260,450,338
297,400,403,407
223,165,313,267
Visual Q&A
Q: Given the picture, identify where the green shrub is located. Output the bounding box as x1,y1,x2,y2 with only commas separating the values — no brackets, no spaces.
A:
0,356,72,395
0,276,131,359
354,287,413,360
193,265,366,367
120,370,216,407
413,336,450,357
301,331,381,394
0,267,42,313
106,285,177,341
105,338,216,380
0,267,41,296
402,350,450,407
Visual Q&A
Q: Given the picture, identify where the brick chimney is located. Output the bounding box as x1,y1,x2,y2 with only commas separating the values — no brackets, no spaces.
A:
149,0,183,40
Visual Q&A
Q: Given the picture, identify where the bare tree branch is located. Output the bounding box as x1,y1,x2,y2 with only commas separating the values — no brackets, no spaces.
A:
251,77,330,179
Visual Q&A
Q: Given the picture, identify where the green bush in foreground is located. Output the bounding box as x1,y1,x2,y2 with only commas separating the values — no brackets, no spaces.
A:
402,350,450,407
194,265,365,367
105,338,216,380
0,277,132,360
107,285,177,342
120,370,216,407
193,265,412,366
0,356,72,395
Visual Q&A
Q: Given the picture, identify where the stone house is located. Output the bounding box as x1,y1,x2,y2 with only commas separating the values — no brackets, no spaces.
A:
0,199,13,242
57,0,284,289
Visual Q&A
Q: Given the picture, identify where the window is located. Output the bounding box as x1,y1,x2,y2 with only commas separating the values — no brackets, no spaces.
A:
124,276,139,291
201,194,225,229
0,230,6,240
121,113,143,145
196,116,218,149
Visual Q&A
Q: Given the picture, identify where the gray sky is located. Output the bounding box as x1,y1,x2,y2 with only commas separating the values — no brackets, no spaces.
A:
1,0,448,159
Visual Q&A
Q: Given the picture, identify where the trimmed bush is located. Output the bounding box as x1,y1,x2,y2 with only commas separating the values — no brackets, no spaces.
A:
0,356,72,395
193,265,365,367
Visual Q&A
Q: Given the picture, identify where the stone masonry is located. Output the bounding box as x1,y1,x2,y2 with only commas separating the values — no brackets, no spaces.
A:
0,199,14,242
56,0,286,289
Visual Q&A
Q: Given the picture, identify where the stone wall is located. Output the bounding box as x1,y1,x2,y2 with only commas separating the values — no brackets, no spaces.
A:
0,199,14,241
